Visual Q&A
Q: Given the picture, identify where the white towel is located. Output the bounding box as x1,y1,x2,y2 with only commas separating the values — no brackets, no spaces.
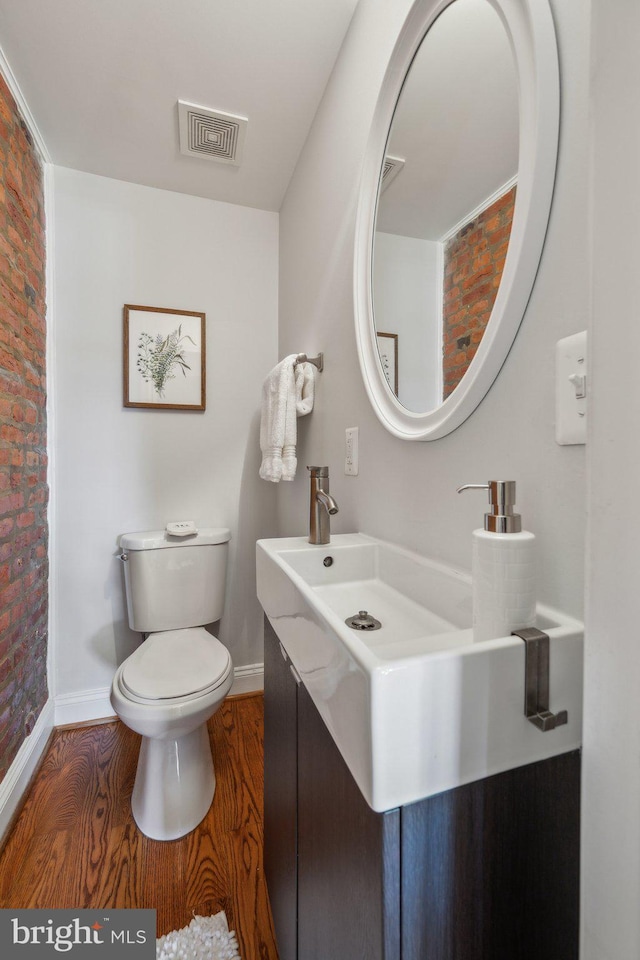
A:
259,356,316,482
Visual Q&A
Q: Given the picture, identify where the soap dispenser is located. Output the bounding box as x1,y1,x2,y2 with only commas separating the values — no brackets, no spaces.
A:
457,481,536,643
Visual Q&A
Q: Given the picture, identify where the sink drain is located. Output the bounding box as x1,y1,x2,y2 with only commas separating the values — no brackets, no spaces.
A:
345,610,381,631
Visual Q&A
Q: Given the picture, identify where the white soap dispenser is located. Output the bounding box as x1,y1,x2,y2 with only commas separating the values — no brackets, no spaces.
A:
457,481,536,643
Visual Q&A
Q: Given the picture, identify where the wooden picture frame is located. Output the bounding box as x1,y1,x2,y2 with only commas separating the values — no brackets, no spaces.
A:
376,331,398,395
123,304,206,410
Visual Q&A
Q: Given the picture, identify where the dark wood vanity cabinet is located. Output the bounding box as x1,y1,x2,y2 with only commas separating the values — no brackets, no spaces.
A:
263,616,580,960
263,616,299,960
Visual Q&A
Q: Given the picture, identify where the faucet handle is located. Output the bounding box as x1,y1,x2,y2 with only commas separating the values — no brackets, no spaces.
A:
307,465,329,478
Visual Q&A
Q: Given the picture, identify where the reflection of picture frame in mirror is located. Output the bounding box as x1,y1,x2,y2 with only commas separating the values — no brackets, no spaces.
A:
376,331,398,394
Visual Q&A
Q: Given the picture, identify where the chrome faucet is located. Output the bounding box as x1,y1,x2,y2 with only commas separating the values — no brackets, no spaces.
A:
307,466,339,545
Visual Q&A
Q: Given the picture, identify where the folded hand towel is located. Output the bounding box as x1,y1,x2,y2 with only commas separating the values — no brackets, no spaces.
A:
260,357,316,482
294,360,315,417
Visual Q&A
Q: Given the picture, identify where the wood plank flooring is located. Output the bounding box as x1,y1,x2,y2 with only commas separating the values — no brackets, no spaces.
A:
0,693,279,960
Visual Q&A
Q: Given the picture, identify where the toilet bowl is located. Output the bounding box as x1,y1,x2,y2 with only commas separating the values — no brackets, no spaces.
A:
111,627,233,841
110,527,233,841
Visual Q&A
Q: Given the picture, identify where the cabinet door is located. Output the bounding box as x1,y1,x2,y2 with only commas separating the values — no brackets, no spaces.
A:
263,616,298,960
297,682,401,960
401,751,580,960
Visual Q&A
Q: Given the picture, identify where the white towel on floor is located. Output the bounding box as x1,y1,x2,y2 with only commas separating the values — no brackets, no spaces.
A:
259,356,315,482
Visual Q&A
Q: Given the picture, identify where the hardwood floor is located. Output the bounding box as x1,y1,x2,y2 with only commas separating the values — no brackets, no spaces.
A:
0,693,279,960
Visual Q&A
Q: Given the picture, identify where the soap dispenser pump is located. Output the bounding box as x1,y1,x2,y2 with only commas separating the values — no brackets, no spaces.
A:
457,481,536,643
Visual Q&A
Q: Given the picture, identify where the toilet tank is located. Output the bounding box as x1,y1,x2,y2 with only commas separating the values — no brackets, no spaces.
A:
119,528,231,633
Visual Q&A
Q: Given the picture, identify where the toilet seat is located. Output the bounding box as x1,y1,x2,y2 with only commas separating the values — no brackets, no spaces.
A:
121,627,231,702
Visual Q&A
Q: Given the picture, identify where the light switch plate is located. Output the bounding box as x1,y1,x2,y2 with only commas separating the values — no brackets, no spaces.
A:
555,331,587,445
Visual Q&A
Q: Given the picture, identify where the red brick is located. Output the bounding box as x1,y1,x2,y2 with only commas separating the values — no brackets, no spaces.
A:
6,224,24,251
28,487,46,506
0,93,13,126
0,83,48,776
0,424,25,444
443,185,515,395
25,238,42,269
0,277,27,318
6,174,32,224
24,365,40,387
470,298,491,317
0,491,24,513
0,346,21,375
0,579,22,606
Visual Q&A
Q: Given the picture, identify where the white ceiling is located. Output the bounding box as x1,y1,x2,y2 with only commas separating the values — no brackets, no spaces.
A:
0,0,359,211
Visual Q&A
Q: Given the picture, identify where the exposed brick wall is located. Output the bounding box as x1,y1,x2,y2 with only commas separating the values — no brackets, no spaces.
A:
442,185,516,400
0,72,48,781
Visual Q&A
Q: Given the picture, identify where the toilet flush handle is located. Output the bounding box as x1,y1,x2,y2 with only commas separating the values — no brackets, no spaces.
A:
119,553,129,562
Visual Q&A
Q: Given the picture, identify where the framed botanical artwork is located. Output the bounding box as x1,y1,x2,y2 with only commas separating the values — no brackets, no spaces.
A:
123,305,206,410
376,331,398,395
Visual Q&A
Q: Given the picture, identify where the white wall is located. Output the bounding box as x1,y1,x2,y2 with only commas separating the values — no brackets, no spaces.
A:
278,0,588,618
373,231,441,411
52,167,278,712
581,1,640,957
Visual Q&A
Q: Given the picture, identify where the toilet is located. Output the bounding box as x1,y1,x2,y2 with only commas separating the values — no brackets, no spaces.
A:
110,526,234,841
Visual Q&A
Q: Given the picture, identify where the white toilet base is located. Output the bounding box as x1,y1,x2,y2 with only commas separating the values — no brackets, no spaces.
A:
131,723,215,841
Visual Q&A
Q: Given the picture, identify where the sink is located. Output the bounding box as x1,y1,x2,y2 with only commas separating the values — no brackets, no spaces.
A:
257,533,583,812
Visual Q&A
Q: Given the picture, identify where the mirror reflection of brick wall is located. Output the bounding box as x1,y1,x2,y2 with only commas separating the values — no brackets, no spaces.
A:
0,73,48,782
442,185,516,400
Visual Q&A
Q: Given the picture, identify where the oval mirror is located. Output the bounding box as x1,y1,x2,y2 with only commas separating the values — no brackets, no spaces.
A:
354,0,559,440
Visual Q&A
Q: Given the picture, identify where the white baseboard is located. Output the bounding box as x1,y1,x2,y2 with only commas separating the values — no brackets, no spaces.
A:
230,662,264,696
0,698,55,843
54,687,114,727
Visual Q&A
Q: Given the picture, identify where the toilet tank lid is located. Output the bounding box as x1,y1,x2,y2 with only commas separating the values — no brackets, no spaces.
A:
119,527,231,551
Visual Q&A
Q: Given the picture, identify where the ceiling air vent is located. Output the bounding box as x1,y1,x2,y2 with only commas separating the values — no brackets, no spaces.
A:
381,155,405,191
178,100,247,166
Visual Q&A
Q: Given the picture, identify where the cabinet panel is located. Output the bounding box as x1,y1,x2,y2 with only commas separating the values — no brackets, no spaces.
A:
263,617,298,960
401,750,580,960
297,682,400,960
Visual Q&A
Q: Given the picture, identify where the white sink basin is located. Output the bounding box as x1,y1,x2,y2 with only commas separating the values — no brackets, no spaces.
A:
257,533,583,812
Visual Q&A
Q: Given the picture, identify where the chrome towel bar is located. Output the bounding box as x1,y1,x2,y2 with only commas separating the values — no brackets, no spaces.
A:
294,352,323,372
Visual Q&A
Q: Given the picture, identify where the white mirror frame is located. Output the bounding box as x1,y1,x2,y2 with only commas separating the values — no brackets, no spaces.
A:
354,0,559,440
